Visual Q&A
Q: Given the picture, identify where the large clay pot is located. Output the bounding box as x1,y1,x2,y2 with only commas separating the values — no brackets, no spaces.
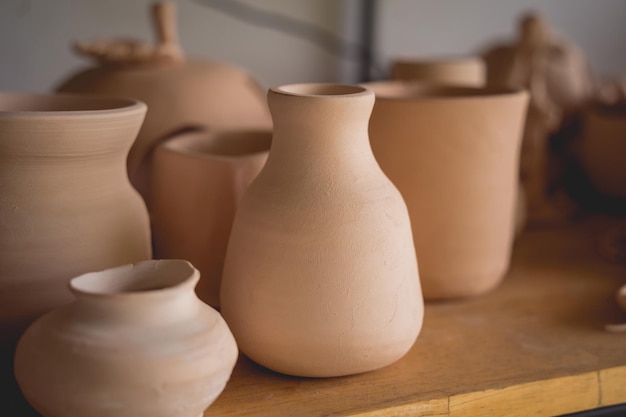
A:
0,92,151,341
220,84,424,377
391,56,486,87
579,103,626,199
366,81,528,300
55,2,272,205
152,129,271,308
15,259,238,417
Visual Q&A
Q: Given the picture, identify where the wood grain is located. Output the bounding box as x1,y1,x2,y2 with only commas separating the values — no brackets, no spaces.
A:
206,216,626,416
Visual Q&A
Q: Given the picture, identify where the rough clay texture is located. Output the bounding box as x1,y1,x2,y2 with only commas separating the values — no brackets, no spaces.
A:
55,2,271,205
366,82,529,300
220,84,424,378
0,92,152,342
391,57,486,88
152,129,271,308
14,260,238,417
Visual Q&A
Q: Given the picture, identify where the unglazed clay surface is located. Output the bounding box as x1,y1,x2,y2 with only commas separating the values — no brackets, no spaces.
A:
55,2,271,205
220,84,423,377
391,56,486,87
366,81,528,300
0,92,151,342
14,260,238,417
152,129,271,308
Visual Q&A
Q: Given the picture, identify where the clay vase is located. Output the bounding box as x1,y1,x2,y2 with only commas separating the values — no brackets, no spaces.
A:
366,81,529,300
579,103,626,199
391,56,486,87
15,259,238,417
55,2,272,205
220,83,424,378
152,129,272,308
0,92,151,342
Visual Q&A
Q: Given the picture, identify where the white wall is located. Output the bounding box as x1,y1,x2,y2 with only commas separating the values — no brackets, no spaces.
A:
0,0,625,93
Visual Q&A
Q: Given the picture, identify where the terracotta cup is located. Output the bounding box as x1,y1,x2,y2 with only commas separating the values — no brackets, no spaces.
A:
366,81,529,300
391,56,486,87
579,103,626,199
151,129,271,308
15,259,238,417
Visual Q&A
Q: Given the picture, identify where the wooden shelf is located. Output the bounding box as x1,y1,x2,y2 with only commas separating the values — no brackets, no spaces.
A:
206,216,626,417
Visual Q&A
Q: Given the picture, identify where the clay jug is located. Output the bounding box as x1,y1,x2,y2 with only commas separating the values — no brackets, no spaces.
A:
220,83,424,377
366,81,528,300
0,92,151,342
55,2,272,205
391,56,486,87
152,129,271,308
579,103,626,199
15,259,238,417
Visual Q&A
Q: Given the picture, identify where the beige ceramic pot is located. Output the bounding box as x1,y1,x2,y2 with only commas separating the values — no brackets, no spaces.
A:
220,83,424,378
0,92,151,342
391,56,486,87
366,81,528,300
579,103,626,199
55,2,271,204
15,259,238,417
152,129,271,308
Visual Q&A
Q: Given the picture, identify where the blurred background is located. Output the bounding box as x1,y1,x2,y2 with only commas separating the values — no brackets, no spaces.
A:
1,0,626,92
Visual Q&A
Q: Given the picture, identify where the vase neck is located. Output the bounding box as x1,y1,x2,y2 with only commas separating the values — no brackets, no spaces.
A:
267,85,375,163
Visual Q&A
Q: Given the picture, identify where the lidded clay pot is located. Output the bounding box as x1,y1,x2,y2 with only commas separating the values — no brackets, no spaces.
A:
152,129,271,308
391,56,486,87
220,83,424,377
0,92,151,342
55,2,272,204
366,81,528,300
15,260,238,417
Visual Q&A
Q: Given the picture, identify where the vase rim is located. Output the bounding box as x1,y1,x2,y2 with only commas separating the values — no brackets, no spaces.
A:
0,91,146,119
363,81,526,101
69,259,199,299
270,83,373,99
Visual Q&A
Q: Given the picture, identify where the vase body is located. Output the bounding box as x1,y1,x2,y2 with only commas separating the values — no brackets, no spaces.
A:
366,82,529,300
14,259,238,417
391,56,486,87
152,129,271,308
0,92,152,341
579,104,626,199
220,84,423,377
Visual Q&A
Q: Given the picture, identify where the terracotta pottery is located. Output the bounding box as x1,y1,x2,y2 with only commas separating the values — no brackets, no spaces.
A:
15,259,238,417
365,81,529,300
579,103,626,199
152,129,271,308
220,84,423,377
55,2,272,204
391,56,486,87
0,92,151,342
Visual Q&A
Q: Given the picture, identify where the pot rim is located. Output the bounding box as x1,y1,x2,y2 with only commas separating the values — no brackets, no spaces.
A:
0,91,146,119
391,55,485,66
270,83,373,99
68,259,199,299
158,128,272,161
362,80,526,101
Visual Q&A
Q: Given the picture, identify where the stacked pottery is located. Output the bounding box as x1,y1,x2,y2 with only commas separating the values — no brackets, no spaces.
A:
366,81,528,300
15,260,238,417
0,91,152,415
152,129,272,308
55,1,272,204
391,56,486,87
220,83,424,377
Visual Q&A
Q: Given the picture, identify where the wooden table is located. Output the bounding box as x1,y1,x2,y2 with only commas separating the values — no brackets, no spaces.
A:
206,216,626,417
